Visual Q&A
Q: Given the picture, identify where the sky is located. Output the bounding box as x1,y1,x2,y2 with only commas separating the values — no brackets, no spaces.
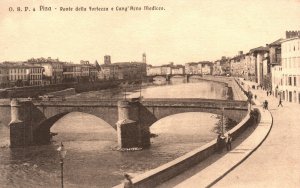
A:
0,0,300,65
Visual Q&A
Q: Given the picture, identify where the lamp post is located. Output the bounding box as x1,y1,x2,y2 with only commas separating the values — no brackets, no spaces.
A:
139,66,143,99
139,83,142,98
221,107,224,137
57,142,67,188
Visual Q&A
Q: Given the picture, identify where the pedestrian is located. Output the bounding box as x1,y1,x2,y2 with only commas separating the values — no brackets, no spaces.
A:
254,95,257,100
266,91,269,96
123,173,133,188
264,100,268,110
226,133,232,151
278,98,283,107
217,134,225,153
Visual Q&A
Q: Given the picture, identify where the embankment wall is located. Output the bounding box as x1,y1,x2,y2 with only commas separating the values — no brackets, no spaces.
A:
113,109,255,188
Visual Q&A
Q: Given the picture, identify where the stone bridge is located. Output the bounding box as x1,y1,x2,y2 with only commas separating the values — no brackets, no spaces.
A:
1,98,248,148
147,74,202,82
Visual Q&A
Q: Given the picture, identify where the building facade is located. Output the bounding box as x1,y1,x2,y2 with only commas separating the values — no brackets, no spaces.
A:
273,36,300,103
161,65,172,75
89,65,98,82
99,61,146,80
0,65,9,88
8,65,29,87
27,57,64,85
63,64,75,82
185,62,202,74
171,65,185,75
249,47,269,86
146,65,162,76
27,66,44,86
3,63,44,87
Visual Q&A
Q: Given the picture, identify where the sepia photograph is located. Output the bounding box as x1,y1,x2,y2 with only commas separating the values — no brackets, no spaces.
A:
0,0,300,187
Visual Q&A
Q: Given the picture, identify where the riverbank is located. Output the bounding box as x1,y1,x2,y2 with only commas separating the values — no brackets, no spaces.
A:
0,79,137,98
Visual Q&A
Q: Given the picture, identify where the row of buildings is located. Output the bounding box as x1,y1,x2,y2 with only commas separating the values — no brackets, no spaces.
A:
0,54,147,88
146,61,214,76
225,31,300,104
99,54,147,80
1,31,299,104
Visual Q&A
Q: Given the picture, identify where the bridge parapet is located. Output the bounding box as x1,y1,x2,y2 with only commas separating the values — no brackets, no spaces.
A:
33,99,119,107
141,98,248,110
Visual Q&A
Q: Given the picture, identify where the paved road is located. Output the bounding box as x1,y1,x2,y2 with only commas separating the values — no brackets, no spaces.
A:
214,84,300,187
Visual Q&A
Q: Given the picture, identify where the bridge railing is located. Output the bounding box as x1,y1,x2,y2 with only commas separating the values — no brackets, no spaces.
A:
141,99,248,109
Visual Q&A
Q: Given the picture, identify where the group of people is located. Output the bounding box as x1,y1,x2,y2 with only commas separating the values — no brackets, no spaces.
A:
217,133,232,153
262,87,285,109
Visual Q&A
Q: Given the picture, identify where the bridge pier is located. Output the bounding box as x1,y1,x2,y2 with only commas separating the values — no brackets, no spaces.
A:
117,100,150,149
166,75,171,81
185,74,190,83
9,99,33,148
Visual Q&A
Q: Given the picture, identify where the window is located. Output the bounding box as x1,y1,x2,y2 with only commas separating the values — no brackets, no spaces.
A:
289,77,292,86
294,77,297,86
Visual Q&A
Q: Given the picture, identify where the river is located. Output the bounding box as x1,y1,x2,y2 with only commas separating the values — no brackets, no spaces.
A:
0,77,233,187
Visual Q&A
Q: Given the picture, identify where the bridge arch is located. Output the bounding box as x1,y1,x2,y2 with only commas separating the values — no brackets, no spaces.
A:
138,102,247,130
33,109,117,144
150,112,221,132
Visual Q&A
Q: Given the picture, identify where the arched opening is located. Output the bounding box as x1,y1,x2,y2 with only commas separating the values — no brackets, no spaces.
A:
51,112,116,145
169,75,186,84
149,111,238,153
149,112,220,157
34,112,116,146
189,75,202,81
153,76,167,84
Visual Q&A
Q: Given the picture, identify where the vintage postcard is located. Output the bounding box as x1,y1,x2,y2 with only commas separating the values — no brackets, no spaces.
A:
0,0,299,187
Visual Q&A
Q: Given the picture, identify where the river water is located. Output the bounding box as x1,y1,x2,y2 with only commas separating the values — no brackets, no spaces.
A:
0,78,231,188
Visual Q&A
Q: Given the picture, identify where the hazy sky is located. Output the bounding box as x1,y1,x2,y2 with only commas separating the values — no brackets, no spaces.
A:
0,0,300,65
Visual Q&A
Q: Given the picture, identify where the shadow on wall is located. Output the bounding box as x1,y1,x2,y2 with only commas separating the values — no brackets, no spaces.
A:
137,104,158,147
33,112,70,145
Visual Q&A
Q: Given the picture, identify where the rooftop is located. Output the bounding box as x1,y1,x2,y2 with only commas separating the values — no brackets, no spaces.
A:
249,46,269,53
280,36,300,43
0,62,43,69
268,38,283,47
